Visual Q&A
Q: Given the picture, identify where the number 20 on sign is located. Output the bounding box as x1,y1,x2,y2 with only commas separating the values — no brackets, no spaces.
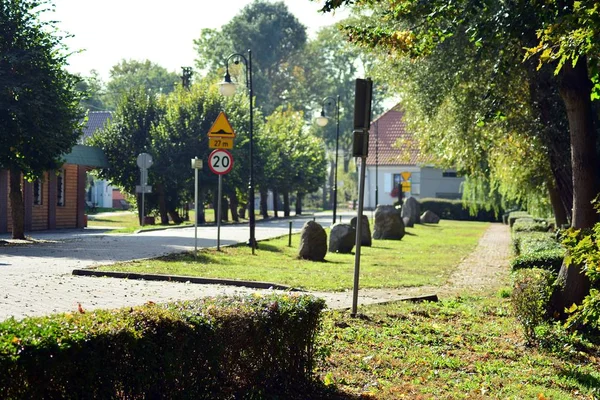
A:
208,149,234,175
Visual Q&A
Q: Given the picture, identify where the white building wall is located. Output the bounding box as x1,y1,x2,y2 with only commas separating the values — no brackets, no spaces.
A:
362,165,464,209
92,180,113,208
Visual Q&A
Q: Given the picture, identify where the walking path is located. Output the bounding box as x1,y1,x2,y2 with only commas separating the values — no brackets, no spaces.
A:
0,221,511,321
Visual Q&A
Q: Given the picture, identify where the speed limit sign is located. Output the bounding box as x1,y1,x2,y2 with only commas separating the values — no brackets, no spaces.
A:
208,149,234,175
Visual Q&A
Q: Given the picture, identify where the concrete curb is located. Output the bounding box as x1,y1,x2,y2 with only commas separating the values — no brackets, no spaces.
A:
71,269,301,292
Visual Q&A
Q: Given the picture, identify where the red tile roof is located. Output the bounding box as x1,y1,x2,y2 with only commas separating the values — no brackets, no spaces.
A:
366,104,427,166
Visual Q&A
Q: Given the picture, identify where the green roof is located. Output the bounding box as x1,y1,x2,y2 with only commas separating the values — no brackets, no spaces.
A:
62,145,108,168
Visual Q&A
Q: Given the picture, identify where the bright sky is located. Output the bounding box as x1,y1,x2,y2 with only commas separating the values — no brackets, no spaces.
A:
49,0,350,81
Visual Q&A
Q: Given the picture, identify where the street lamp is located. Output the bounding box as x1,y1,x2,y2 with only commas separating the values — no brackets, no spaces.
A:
219,49,256,253
316,95,340,225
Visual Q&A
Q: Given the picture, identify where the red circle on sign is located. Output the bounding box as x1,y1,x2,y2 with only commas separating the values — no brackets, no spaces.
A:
208,149,234,175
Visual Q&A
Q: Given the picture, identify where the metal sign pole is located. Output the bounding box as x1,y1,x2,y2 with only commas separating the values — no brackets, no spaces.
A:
141,169,146,227
194,165,199,258
352,156,367,317
217,174,222,250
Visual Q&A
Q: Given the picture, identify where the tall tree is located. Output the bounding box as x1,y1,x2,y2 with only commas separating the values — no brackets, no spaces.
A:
194,0,307,115
0,0,84,239
104,59,180,110
75,70,107,111
314,0,600,309
261,107,327,216
87,88,163,224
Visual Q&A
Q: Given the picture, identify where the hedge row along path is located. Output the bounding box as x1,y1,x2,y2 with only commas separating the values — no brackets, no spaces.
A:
0,217,511,321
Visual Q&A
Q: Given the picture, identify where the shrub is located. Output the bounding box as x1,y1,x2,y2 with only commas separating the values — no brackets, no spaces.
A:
512,268,556,344
512,218,549,233
512,232,562,256
0,293,326,399
419,198,501,222
561,225,600,334
508,211,531,227
510,249,564,274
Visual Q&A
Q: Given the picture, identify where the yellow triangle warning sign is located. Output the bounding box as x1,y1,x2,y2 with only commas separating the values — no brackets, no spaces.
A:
208,111,236,138
401,172,411,181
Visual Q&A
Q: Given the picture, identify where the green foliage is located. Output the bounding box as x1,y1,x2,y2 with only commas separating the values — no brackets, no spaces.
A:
261,107,327,209
0,294,325,399
104,59,180,110
419,198,501,222
510,249,564,274
512,218,550,233
511,268,556,344
561,222,600,333
0,0,84,179
512,231,562,257
195,0,307,116
508,211,531,227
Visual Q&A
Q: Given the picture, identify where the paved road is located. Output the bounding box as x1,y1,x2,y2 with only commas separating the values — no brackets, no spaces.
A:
0,212,383,321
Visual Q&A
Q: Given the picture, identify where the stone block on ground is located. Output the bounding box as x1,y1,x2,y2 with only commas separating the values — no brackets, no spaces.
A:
351,215,372,246
329,223,356,253
420,210,440,224
401,196,421,226
298,221,327,261
373,205,405,240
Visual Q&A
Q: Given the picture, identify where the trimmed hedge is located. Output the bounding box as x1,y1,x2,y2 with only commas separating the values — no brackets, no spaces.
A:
508,211,531,227
510,249,564,274
419,198,501,222
512,218,550,233
512,231,562,256
0,294,326,399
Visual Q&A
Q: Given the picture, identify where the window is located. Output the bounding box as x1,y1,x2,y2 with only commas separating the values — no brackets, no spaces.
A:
57,169,65,206
33,179,42,205
442,171,458,178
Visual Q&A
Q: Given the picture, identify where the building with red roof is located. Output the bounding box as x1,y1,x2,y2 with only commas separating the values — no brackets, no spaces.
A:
361,104,464,209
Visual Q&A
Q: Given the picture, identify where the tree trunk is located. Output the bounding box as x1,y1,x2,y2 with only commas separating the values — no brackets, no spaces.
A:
167,208,183,224
273,189,279,218
222,196,229,222
547,181,568,227
528,63,574,224
197,189,206,224
552,57,599,315
156,183,169,225
283,191,290,217
295,192,303,215
9,169,25,240
322,180,328,210
228,192,239,222
260,190,269,219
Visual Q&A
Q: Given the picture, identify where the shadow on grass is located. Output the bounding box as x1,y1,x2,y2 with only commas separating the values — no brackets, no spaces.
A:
269,381,363,400
159,252,227,265
559,367,600,393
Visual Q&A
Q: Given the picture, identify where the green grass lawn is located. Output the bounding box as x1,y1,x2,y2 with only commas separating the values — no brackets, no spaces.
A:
87,210,215,233
316,291,600,399
95,220,489,291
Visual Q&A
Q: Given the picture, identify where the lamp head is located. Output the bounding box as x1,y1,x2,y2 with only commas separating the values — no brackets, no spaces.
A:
219,71,237,96
315,109,329,127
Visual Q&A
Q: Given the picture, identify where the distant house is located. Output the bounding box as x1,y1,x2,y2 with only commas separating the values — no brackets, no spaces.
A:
81,111,116,209
0,145,108,233
360,104,464,209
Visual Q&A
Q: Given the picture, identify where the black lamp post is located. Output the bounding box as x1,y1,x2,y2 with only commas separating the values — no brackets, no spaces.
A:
219,50,256,253
375,120,379,208
315,95,340,225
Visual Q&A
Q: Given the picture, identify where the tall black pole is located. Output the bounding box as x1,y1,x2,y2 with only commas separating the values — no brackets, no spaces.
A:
247,50,256,253
375,120,379,208
333,95,340,225
222,50,255,254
